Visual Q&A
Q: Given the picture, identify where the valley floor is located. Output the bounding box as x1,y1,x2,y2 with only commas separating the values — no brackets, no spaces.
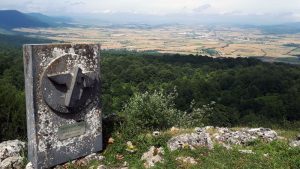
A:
14,25,300,61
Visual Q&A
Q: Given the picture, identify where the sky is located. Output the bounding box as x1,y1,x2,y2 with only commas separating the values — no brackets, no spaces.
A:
1,0,300,24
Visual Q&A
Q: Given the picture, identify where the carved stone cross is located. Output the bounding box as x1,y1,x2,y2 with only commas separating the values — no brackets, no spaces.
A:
46,66,98,113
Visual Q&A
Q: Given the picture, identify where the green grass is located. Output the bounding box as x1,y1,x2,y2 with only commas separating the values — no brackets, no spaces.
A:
277,129,299,140
60,128,300,169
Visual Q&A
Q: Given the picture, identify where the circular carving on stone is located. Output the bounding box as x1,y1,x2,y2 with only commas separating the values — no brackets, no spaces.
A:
41,54,99,114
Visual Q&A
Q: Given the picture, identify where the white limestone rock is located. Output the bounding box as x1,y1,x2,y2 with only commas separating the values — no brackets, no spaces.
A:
97,165,107,169
289,140,300,147
0,140,25,169
0,140,25,162
176,156,198,165
216,127,230,134
217,130,257,145
25,162,34,169
167,132,213,151
84,153,105,162
247,128,277,141
0,156,23,169
216,127,277,145
141,146,164,168
194,127,205,133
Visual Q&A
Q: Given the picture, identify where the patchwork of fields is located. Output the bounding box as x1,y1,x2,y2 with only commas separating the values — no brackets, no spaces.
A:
15,25,300,62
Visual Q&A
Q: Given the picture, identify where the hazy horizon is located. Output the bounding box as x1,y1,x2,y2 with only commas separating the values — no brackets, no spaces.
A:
0,0,300,25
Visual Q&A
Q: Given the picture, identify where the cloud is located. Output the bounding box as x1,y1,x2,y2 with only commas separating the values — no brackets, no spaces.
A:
0,0,299,23
68,1,85,6
193,4,211,13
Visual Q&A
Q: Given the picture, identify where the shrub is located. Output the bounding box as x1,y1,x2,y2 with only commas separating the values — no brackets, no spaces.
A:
176,100,213,128
120,89,180,136
119,89,217,137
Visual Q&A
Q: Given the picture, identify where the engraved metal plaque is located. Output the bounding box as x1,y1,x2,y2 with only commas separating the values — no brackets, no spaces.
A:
58,122,86,140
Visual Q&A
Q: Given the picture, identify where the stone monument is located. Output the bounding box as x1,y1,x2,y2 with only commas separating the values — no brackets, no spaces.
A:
23,44,102,169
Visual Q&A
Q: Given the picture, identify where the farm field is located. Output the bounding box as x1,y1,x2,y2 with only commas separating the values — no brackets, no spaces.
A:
14,25,300,61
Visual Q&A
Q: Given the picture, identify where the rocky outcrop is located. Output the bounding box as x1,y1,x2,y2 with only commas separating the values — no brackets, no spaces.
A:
0,140,25,169
0,127,288,169
168,132,213,151
215,128,257,145
216,127,277,145
167,127,278,151
246,128,278,141
141,146,164,168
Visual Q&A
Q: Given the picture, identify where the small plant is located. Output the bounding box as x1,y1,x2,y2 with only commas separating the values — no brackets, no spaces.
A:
177,100,215,128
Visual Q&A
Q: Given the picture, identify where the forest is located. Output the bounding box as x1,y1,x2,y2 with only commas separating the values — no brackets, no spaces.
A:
1,35,300,141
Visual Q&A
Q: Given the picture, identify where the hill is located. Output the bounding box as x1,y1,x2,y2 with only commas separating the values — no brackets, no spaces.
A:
0,10,49,29
27,13,73,27
260,22,300,34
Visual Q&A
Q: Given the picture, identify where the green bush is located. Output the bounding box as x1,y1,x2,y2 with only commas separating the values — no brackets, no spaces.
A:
120,90,180,136
119,89,217,137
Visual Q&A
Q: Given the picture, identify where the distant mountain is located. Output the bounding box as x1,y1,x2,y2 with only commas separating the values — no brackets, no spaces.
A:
27,13,73,26
260,22,300,34
0,10,49,29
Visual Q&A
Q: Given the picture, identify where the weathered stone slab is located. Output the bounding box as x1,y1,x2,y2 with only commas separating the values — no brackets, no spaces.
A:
23,44,102,169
